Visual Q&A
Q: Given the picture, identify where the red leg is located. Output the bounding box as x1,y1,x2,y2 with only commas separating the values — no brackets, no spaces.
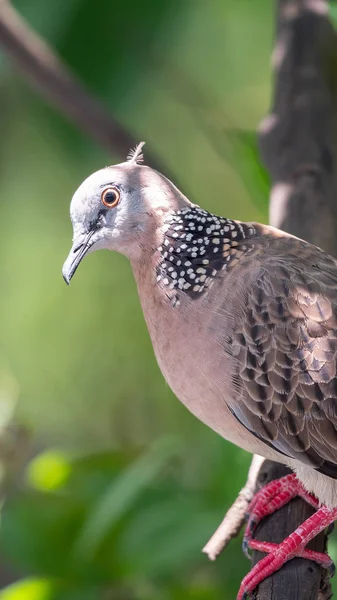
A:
238,505,337,600
243,473,319,555
248,540,334,570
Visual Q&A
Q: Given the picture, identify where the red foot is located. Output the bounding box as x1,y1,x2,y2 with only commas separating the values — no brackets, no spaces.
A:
243,473,319,556
238,504,337,600
248,540,333,570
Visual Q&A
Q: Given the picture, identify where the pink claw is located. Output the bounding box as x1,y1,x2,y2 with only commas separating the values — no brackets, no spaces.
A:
243,473,319,555
238,504,337,600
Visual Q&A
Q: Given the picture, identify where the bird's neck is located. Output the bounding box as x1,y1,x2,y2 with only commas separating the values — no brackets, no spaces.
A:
131,204,257,315
154,205,256,301
129,205,257,418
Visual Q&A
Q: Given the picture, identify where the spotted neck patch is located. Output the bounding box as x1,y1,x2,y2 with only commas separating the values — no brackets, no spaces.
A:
156,206,256,301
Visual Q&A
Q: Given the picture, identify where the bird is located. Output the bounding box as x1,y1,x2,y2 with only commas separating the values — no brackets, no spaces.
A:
63,142,337,599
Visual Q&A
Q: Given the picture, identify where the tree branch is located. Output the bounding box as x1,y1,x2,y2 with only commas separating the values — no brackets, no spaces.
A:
0,0,134,156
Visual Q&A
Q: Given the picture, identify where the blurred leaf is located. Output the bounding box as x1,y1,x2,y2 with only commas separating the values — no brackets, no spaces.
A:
0,578,54,600
223,129,269,214
0,579,105,600
27,451,72,492
72,436,181,562
0,493,86,577
118,497,216,577
330,1,337,26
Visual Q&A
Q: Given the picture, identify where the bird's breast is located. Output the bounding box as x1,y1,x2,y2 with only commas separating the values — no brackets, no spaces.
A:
135,269,281,461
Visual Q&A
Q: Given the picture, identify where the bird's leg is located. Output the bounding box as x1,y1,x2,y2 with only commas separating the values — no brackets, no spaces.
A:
238,504,337,600
243,473,319,555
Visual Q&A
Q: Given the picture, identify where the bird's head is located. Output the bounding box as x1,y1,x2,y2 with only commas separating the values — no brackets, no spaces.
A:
62,143,190,284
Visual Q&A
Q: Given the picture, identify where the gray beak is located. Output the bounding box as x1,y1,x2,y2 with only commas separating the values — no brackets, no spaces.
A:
62,231,94,285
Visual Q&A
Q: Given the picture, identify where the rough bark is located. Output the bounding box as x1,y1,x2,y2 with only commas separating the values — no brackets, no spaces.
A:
252,1,337,598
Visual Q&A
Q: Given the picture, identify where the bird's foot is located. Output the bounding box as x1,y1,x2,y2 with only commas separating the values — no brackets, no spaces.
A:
237,504,337,600
243,472,319,556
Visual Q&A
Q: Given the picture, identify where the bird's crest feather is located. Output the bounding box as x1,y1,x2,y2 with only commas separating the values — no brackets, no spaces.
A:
127,141,145,165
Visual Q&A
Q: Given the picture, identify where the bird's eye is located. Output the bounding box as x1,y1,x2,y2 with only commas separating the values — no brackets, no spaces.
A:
101,187,120,208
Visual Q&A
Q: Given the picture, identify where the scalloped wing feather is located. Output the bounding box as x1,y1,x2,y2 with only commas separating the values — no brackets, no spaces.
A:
228,240,337,479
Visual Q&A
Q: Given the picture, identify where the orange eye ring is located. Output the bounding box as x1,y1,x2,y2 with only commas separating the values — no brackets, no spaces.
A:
101,187,120,208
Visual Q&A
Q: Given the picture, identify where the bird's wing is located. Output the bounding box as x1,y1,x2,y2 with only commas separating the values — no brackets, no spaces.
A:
227,239,337,479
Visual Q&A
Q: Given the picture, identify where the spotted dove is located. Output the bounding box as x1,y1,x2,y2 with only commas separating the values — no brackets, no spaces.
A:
62,144,337,598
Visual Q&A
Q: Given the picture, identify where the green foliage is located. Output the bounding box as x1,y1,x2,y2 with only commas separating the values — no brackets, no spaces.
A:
0,441,249,598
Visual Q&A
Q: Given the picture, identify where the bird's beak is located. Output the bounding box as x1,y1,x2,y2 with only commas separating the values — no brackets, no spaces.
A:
62,231,95,285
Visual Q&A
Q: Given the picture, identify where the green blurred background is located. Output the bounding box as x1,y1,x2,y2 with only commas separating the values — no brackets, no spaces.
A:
0,1,335,599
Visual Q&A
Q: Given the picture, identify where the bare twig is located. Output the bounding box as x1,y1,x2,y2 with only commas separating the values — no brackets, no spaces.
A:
0,0,134,156
0,1,183,179
203,455,264,560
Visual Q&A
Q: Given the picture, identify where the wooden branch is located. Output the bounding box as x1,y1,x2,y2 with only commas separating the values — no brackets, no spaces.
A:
253,0,337,598
251,463,332,600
